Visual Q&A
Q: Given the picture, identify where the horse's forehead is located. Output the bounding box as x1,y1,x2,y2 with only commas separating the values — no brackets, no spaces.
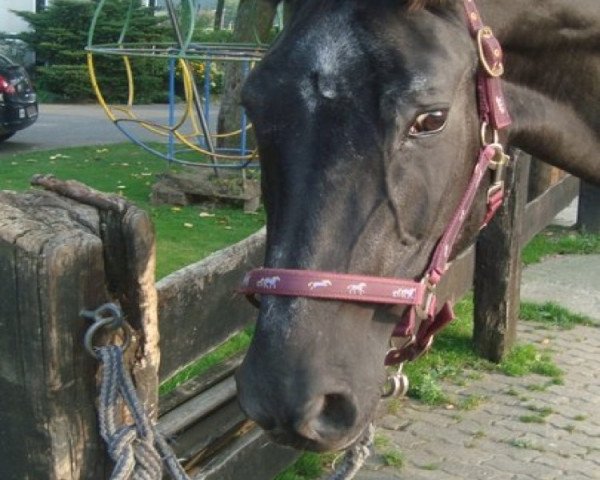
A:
290,7,453,90
297,7,361,76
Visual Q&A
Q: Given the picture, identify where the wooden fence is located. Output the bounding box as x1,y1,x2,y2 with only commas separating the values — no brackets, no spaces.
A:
0,154,596,479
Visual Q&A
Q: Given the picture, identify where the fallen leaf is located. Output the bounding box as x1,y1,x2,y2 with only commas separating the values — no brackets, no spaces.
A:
184,223,194,228
199,212,215,218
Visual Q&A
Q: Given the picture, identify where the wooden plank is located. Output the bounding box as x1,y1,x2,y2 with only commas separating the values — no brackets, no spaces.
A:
157,228,265,380
577,181,600,233
521,174,579,246
158,377,237,437
160,353,244,415
191,428,299,480
169,400,248,468
473,153,531,362
0,190,110,479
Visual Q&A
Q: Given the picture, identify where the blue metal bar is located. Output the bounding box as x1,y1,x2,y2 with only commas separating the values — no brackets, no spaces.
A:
167,57,176,163
114,120,260,169
240,60,249,158
203,59,211,131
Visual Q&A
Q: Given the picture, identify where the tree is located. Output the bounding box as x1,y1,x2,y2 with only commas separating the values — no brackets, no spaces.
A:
217,0,279,146
14,0,169,102
214,0,226,30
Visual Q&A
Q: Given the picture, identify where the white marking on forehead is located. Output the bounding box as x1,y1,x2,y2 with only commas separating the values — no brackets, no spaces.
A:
312,18,356,77
297,8,359,108
409,75,429,94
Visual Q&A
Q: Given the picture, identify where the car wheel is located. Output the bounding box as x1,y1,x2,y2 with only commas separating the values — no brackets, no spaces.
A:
0,132,16,143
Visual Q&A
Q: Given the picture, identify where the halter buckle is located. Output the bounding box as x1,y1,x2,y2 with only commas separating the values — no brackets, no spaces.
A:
487,144,510,196
415,275,436,320
477,26,504,77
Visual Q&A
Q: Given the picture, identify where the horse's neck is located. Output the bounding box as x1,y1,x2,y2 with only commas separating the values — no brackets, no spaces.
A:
479,0,600,184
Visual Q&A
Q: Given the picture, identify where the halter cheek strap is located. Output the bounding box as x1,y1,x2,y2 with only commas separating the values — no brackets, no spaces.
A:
237,0,511,366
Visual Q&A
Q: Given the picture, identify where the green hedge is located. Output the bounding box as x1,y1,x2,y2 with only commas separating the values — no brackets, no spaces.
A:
13,0,171,103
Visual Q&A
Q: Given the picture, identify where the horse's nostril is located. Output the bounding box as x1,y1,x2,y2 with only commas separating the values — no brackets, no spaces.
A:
308,393,358,440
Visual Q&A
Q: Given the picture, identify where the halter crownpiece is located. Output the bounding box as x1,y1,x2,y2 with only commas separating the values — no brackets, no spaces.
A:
238,0,511,370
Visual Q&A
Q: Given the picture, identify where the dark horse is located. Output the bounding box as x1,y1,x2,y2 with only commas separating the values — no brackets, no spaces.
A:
235,0,600,453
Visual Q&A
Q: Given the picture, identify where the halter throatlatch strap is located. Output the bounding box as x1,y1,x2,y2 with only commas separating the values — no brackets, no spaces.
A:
238,0,512,367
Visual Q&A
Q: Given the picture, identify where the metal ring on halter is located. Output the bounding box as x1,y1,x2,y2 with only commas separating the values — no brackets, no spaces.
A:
82,303,131,359
480,121,499,146
381,372,410,398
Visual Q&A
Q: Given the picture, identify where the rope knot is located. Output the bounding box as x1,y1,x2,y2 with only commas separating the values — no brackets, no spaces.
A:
95,345,189,480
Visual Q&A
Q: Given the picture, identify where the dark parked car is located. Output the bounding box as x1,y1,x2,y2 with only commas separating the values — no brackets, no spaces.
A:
0,53,38,142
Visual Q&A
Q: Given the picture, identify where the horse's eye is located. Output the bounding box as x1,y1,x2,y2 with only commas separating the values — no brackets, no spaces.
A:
408,109,449,137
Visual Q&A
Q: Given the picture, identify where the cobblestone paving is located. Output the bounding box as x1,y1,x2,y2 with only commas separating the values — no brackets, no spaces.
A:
328,322,600,480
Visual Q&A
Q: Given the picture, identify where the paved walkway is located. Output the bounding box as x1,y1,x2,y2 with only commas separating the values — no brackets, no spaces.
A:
0,103,220,154
319,202,600,479
340,322,600,480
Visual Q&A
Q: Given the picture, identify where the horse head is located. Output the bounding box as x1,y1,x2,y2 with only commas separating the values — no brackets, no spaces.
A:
235,0,600,452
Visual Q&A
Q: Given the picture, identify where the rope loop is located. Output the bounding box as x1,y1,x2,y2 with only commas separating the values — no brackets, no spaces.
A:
90,340,190,480
327,423,375,480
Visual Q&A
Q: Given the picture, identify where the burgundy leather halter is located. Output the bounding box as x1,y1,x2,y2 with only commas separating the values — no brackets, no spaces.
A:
238,0,511,367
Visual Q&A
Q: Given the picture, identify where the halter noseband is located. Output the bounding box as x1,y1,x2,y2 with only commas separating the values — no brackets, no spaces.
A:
238,0,511,367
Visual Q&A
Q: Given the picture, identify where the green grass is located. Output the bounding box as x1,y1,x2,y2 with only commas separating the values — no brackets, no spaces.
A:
0,144,265,279
519,414,546,424
456,394,488,411
522,226,600,265
374,434,392,448
508,438,545,451
403,294,495,405
273,452,337,480
159,326,254,396
499,344,563,379
520,302,597,329
381,449,405,468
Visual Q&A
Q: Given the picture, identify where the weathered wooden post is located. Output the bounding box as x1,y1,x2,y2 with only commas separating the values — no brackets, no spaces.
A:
0,177,159,479
577,182,600,233
473,152,531,362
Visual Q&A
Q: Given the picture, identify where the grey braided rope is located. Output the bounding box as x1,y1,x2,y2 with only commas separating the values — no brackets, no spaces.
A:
98,345,190,480
327,423,375,480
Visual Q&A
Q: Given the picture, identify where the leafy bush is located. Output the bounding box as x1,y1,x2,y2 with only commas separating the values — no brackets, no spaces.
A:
13,0,170,103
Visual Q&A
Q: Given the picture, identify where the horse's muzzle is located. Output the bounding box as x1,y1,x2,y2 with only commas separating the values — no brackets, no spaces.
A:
235,365,362,452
